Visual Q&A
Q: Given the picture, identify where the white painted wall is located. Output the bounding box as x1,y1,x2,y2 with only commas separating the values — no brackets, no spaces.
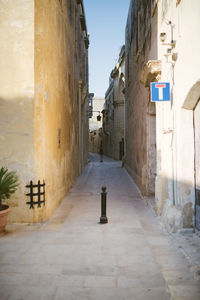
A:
89,98,104,131
156,0,200,230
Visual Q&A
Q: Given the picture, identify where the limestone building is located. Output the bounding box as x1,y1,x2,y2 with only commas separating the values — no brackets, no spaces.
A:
125,0,200,232
102,46,125,160
89,97,104,132
89,97,104,154
0,0,89,223
125,0,158,197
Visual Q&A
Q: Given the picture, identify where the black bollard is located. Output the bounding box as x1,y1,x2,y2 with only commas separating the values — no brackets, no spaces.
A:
100,186,108,224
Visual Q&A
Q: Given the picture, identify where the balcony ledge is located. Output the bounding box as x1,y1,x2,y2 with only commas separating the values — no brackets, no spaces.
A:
140,60,162,87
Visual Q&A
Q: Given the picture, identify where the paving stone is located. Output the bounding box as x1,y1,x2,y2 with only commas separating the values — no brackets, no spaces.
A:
162,269,197,285
7,285,56,300
0,284,16,300
0,272,39,286
83,275,116,288
53,287,92,300
0,154,199,300
53,286,171,300
117,273,167,288
154,254,191,271
169,283,200,299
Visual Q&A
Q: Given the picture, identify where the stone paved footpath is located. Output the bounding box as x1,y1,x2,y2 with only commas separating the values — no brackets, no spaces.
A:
0,153,200,300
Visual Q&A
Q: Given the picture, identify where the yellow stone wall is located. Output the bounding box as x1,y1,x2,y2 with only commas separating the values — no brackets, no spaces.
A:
0,0,35,222
0,0,89,223
34,0,80,222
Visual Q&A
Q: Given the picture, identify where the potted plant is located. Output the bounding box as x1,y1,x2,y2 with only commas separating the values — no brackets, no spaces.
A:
0,167,19,232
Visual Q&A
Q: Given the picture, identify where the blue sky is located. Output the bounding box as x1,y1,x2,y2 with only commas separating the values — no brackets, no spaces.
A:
84,0,130,98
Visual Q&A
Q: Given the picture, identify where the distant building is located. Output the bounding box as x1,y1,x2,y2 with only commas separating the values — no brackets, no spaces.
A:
102,46,125,160
89,97,104,131
89,128,103,154
89,97,104,153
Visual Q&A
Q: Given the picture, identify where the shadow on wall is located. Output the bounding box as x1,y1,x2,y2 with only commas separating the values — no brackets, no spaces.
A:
0,97,35,222
0,97,34,176
124,0,159,199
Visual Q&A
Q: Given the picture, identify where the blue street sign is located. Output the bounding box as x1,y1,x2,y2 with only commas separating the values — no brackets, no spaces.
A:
150,82,170,102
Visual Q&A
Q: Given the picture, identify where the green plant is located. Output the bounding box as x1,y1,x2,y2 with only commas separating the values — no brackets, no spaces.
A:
0,167,19,210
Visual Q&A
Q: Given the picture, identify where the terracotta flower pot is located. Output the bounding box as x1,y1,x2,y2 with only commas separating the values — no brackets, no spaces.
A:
0,205,10,232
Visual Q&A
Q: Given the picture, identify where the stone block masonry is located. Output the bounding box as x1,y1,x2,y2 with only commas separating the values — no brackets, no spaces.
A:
0,0,89,223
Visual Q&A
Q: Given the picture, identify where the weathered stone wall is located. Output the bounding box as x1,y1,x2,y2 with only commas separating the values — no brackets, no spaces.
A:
0,0,89,223
112,57,125,161
34,0,80,222
103,47,125,160
103,83,114,159
0,0,35,222
112,103,125,160
125,0,158,195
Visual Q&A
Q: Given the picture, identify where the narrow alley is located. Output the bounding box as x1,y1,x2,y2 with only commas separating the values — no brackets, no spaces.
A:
0,154,200,300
